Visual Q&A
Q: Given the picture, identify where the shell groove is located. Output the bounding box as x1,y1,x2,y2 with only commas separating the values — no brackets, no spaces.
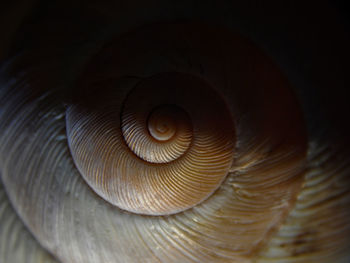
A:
67,72,236,215
2,5,349,261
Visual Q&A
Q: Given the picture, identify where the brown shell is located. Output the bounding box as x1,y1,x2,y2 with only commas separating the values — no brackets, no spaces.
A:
1,1,350,263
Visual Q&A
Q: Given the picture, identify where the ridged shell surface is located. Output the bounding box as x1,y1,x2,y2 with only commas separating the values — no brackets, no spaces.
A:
67,72,236,215
1,2,350,262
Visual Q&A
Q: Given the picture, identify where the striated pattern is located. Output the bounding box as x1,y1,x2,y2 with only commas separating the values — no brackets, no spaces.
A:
1,1,349,261
256,139,350,263
0,22,312,263
122,104,192,163
0,84,307,262
67,72,236,215
0,180,58,263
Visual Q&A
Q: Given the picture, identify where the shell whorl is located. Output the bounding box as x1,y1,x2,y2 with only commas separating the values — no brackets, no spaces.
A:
5,19,346,263
1,0,350,261
62,22,308,221
67,72,236,215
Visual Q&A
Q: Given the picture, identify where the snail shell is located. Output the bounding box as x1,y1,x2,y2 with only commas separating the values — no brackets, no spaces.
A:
1,1,350,263
67,72,236,215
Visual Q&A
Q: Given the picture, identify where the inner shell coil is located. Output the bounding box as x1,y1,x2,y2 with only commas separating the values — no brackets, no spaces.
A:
66,73,236,215
122,101,193,163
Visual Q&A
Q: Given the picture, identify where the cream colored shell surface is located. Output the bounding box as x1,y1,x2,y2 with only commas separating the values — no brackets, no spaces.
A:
0,1,350,263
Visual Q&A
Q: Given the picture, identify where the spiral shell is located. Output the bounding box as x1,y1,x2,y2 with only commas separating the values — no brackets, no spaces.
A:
63,23,307,218
1,2,350,262
67,72,236,215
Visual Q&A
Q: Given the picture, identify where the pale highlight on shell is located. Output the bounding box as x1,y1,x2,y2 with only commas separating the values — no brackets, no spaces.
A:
1,1,350,263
